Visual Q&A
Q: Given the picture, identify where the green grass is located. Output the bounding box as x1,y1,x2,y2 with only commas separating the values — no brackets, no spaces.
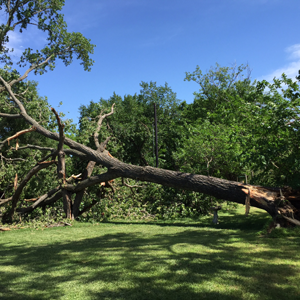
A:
1,206,300,300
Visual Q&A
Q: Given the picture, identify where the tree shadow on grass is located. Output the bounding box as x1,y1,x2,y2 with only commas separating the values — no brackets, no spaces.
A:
0,224,299,300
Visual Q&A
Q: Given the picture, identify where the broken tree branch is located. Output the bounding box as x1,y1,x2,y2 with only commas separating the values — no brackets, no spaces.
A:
2,160,57,223
16,186,61,214
6,127,36,145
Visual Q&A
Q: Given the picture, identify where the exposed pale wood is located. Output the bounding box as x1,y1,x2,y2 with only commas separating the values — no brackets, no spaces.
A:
13,173,18,190
282,215,300,226
0,227,11,231
7,127,36,145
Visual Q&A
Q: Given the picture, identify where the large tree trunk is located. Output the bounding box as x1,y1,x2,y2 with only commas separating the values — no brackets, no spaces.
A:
108,162,300,226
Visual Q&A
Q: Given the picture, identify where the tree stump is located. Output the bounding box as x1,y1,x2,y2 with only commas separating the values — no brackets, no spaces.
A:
210,206,222,224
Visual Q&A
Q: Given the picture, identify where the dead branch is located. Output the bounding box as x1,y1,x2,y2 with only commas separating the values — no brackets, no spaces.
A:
94,103,115,150
101,136,112,150
6,127,36,145
282,215,300,226
17,145,55,151
1,72,116,169
78,186,106,217
42,190,63,207
72,105,116,219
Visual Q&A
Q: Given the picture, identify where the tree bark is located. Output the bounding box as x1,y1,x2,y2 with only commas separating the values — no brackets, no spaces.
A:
72,161,96,219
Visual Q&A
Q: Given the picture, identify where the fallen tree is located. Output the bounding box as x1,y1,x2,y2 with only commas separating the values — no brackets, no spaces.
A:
0,0,299,227
1,86,300,226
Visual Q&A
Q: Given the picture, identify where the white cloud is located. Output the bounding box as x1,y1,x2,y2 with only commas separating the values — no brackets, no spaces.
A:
5,31,25,58
286,44,300,60
260,44,300,82
0,26,47,67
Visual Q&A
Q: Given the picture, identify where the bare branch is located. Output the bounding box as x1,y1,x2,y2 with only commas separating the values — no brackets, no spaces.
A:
282,215,300,226
0,113,23,118
0,153,26,162
94,103,115,149
121,178,143,196
7,0,11,11
17,144,54,151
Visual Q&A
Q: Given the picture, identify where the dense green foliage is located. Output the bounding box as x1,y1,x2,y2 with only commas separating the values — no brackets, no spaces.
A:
0,0,95,72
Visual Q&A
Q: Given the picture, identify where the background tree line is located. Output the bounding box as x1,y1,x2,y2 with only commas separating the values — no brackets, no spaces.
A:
1,63,300,223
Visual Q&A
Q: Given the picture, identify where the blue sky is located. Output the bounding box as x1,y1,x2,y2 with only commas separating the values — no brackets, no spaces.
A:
2,0,300,122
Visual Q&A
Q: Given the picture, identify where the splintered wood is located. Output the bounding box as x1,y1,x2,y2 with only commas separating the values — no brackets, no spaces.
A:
241,185,277,205
7,127,36,145
14,173,18,190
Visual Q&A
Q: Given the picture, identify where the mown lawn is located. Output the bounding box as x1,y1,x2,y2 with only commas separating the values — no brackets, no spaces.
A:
1,206,300,300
